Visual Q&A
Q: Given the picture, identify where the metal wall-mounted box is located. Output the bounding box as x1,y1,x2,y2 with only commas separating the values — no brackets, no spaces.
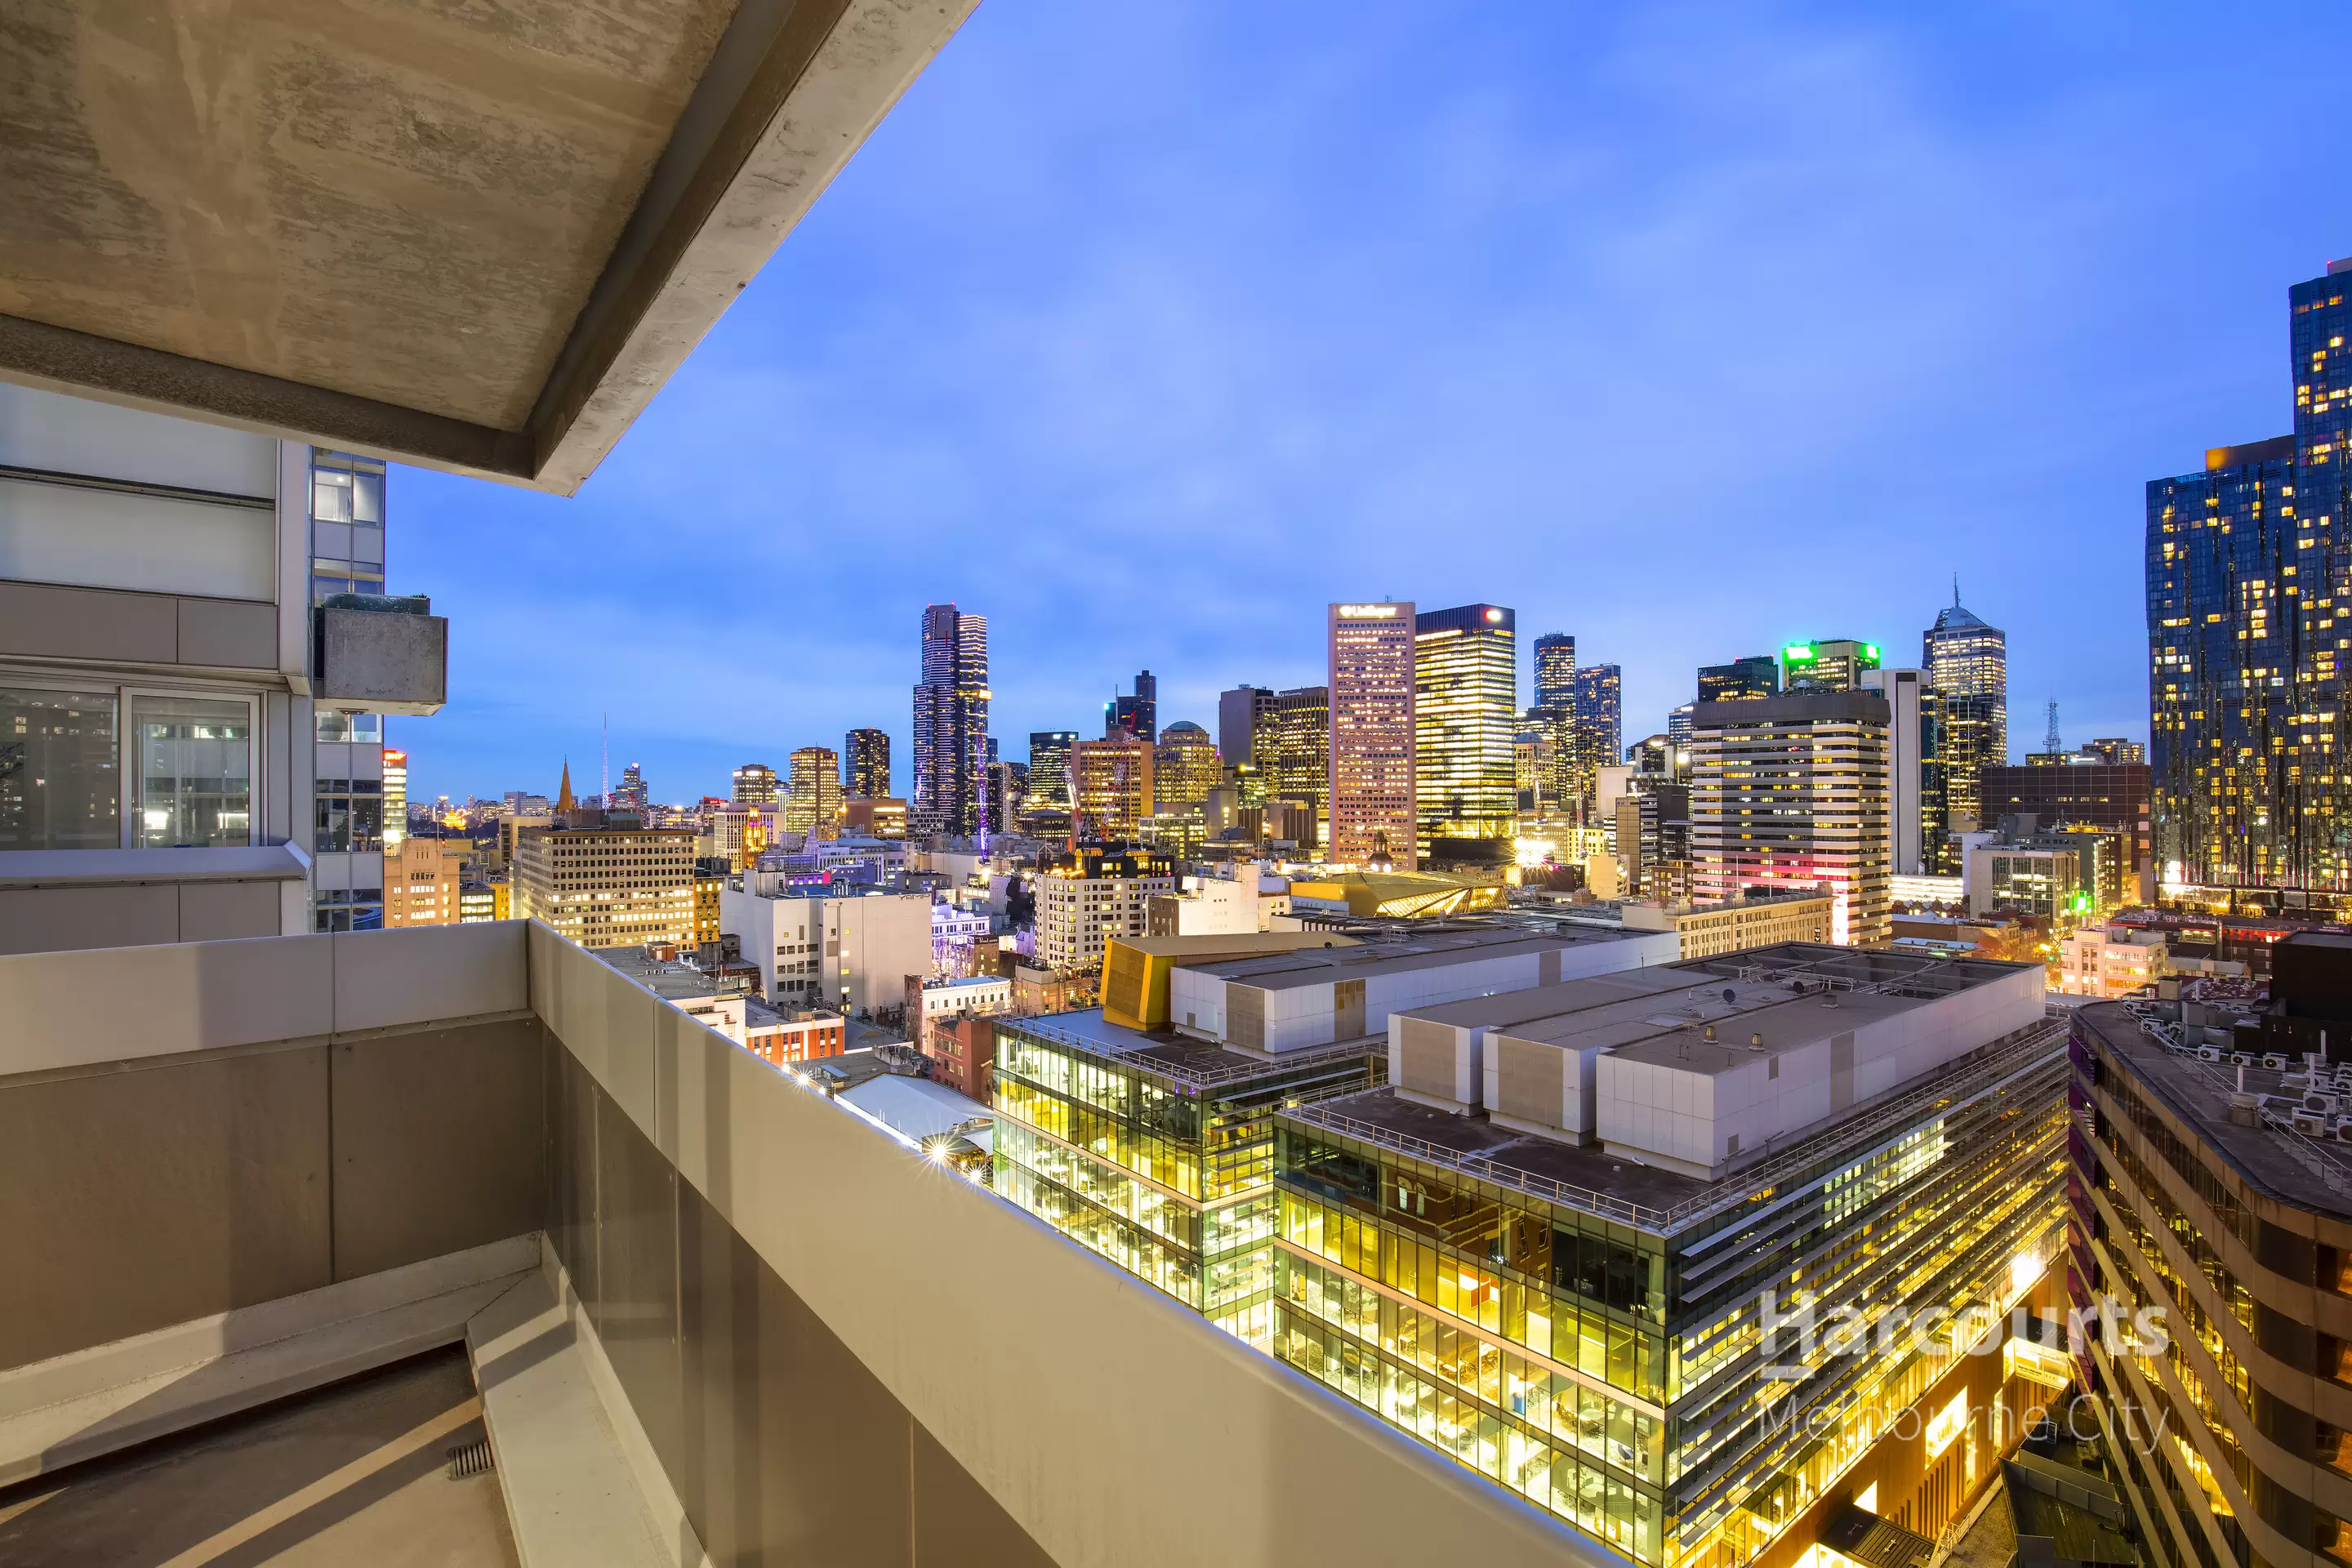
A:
314,594,448,715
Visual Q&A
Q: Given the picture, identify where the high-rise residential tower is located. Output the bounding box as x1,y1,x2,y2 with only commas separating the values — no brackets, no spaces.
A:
1027,730,1076,811
1690,689,1892,945
1328,603,1416,868
2146,260,2352,895
1217,685,1276,766
911,603,988,837
785,746,840,841
1413,604,1517,862
844,728,889,799
308,448,393,929
1921,592,2008,855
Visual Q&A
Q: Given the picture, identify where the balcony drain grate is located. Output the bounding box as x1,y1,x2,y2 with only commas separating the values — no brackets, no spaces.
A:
446,1439,494,1480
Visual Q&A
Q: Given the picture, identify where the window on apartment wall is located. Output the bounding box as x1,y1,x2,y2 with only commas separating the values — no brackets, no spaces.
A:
133,695,252,848
0,687,118,849
2,684,259,851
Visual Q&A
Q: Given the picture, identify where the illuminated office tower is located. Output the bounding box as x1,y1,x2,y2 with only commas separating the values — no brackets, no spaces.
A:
1531,632,1577,710
1267,686,1329,847
309,449,390,930
1154,722,1220,809
1070,737,1153,840
2146,261,2352,896
1696,655,1776,703
844,728,889,798
732,761,778,805
1860,668,1946,877
983,759,1027,835
1414,604,1517,863
1690,689,1892,946
1218,685,1276,766
512,818,696,950
785,746,840,841
1922,594,2008,854
1780,638,1881,693
611,762,648,813
1328,603,1417,869
1107,670,1156,741
1027,730,1076,810
381,746,408,848
911,603,988,837
1572,664,1622,812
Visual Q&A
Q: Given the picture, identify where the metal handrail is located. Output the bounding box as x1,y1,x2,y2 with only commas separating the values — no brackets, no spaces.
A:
1283,1012,2069,1234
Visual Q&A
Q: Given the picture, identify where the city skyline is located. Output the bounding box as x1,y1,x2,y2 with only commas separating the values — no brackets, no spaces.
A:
384,4,2352,807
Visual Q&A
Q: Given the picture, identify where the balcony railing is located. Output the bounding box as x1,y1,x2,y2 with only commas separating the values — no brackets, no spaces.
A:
0,919,1613,1566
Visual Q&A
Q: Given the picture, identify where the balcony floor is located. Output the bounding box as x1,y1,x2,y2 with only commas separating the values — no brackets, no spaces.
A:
0,1348,515,1567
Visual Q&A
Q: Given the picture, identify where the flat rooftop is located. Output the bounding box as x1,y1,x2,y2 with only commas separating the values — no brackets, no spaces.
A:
1404,943,2034,1077
2078,1002,2352,1222
1187,927,1647,992
1004,1009,1382,1090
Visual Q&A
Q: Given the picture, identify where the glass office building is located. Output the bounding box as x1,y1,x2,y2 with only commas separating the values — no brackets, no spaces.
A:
1414,604,1518,863
1267,948,2068,1568
991,1009,1383,1343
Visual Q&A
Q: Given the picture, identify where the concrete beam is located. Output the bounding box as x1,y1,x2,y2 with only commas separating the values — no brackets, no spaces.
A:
0,0,980,493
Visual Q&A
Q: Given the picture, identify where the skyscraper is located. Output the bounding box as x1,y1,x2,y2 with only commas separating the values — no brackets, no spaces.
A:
611,761,647,813
2147,259,2352,893
1106,669,1156,741
1691,689,1892,946
1571,663,1623,811
1070,737,1153,840
732,762,778,805
1217,685,1276,766
1153,722,1220,809
1860,668,1945,877
1027,730,1076,810
844,728,889,799
1922,591,2008,850
911,603,987,837
1781,638,1882,693
785,746,840,841
1328,602,1416,868
1696,655,1777,703
1269,686,1329,848
1413,604,1517,862
1530,632,1577,710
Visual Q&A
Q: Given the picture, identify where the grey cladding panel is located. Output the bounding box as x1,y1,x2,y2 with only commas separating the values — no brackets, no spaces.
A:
0,1045,331,1369
328,1018,547,1281
1494,1036,1562,1129
1831,1031,1855,1112
0,579,176,663
177,595,278,668
1227,986,1264,1052
1396,1018,1456,1102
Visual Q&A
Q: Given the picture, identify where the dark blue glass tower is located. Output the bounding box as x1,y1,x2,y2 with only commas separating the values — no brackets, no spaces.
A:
2147,263,2352,894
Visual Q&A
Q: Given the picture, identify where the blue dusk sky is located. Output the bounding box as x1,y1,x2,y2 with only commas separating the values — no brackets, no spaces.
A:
394,1,2352,807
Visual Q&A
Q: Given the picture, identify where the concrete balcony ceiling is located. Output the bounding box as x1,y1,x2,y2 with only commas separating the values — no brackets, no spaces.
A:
0,0,975,491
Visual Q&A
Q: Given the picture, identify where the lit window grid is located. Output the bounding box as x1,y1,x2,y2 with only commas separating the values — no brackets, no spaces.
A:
1268,1054,2066,1568
1415,623,1519,849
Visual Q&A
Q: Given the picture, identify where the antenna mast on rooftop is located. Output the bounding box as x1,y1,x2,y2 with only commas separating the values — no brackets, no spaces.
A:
2044,700,2061,756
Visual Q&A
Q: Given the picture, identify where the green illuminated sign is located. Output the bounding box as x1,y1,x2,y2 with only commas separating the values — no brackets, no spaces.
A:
1864,644,1881,660
1783,644,1815,662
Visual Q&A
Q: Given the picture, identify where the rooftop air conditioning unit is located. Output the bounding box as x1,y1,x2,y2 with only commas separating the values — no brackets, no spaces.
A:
2334,1120,2352,1145
2265,1054,2289,1072
2294,1112,2329,1138
2198,1046,2223,1062
2307,1093,2341,1116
